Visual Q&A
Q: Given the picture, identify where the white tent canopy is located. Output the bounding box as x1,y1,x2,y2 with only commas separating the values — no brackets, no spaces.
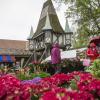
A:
42,48,86,63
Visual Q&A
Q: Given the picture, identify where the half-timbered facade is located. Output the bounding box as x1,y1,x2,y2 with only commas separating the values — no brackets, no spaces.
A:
28,0,73,60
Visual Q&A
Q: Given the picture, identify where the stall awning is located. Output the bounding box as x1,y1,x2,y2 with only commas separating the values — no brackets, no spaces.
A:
0,55,16,62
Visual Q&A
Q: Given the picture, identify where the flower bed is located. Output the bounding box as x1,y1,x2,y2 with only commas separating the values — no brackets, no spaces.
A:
29,58,84,75
0,71,100,100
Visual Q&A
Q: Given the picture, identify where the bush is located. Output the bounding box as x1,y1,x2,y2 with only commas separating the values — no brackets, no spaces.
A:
60,58,84,73
16,73,30,80
28,58,84,75
30,72,50,78
86,59,100,78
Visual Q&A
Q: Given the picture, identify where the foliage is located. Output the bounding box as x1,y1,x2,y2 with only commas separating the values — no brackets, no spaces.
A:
86,59,100,78
30,72,50,78
54,0,100,48
17,72,50,80
16,73,30,80
28,63,35,73
70,79,78,90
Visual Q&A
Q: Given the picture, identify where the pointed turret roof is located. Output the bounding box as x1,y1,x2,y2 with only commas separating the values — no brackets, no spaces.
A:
65,18,71,33
32,0,64,38
27,26,34,40
42,12,52,30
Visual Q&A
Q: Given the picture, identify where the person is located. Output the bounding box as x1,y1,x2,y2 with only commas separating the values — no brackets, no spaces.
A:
3,65,8,74
0,63,4,68
16,62,20,69
86,43,99,62
15,68,20,75
51,43,61,74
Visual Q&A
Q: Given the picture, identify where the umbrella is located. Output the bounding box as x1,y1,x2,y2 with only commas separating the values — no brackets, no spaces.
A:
90,36,100,45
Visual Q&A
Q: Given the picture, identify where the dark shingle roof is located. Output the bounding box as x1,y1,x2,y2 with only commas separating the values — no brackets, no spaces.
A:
32,0,64,38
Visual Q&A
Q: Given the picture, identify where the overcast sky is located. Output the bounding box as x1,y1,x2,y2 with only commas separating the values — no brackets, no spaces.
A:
0,0,70,40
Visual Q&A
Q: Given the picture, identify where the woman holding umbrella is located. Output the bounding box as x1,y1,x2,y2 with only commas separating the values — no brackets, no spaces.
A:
86,43,99,62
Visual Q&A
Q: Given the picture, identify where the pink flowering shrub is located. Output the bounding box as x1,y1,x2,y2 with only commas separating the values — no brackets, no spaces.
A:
37,71,100,99
0,74,32,100
40,88,94,100
31,73,73,95
20,84,32,100
0,71,100,100
0,74,20,99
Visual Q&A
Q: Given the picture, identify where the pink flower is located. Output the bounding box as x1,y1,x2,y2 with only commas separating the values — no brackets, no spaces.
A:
20,84,32,100
41,91,58,100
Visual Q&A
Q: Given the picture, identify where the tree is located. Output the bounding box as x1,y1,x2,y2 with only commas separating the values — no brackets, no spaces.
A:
54,0,100,48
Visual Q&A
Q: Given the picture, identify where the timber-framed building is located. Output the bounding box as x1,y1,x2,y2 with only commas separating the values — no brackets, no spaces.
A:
28,0,73,61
